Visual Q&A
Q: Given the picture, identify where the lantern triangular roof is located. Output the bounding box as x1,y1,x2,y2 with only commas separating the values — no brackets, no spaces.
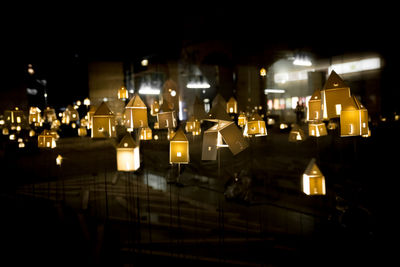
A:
126,94,147,109
205,120,233,133
117,133,137,148
310,88,321,101
94,102,114,116
171,128,188,141
207,102,232,121
212,93,227,108
304,158,323,176
342,95,366,111
248,113,263,121
323,70,349,90
227,96,237,104
192,96,207,119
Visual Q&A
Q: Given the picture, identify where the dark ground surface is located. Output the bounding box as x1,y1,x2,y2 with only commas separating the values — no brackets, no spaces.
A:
0,120,399,266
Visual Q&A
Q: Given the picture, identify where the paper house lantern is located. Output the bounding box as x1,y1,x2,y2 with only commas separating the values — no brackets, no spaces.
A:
340,96,369,137
66,105,80,122
124,94,148,130
92,102,116,138
169,129,189,164
150,100,160,116
43,107,57,123
202,120,249,160
307,89,322,121
206,101,232,122
28,107,42,125
226,97,238,114
302,158,326,195
321,71,351,120
185,116,201,134
4,107,25,126
78,126,87,137
87,105,97,129
308,122,328,137
243,113,267,137
118,86,129,100
140,127,152,140
212,94,227,109
38,129,56,148
288,125,306,142
116,133,140,172
157,101,177,129
238,113,247,127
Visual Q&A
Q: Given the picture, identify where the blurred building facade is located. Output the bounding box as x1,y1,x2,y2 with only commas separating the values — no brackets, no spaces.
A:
87,41,384,124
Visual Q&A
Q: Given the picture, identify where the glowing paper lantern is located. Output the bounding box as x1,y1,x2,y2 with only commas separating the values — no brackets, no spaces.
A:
116,133,140,172
43,107,57,123
78,126,87,137
243,113,267,137
38,129,56,148
150,100,160,116
118,86,129,100
124,94,148,130
307,89,322,121
56,155,63,166
87,105,97,129
28,107,42,125
140,127,152,140
340,96,369,137
302,158,326,195
169,129,189,164
202,120,249,160
321,70,351,120
238,113,247,127
157,101,177,129
288,125,306,142
91,102,116,138
4,107,24,126
308,122,328,137
226,97,238,114
67,105,80,122
185,116,201,134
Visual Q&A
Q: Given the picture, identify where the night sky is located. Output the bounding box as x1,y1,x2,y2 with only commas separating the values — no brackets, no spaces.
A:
1,4,398,111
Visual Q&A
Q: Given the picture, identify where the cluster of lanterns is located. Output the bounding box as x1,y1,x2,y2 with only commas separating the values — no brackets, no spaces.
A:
1,71,371,198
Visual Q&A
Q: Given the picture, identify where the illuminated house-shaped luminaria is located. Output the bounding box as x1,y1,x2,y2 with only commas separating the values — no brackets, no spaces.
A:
157,101,177,129
92,101,116,138
226,96,238,114
202,120,249,160
340,95,369,137
87,105,97,129
66,105,80,122
124,94,148,130
321,70,351,120
307,88,322,121
288,125,306,142
169,129,189,164
308,122,328,137
302,158,326,195
243,113,267,137
29,107,42,125
150,100,160,116
237,113,247,127
185,116,201,135
4,107,25,126
43,107,57,123
116,133,140,172
140,127,152,140
38,129,56,148
118,86,129,100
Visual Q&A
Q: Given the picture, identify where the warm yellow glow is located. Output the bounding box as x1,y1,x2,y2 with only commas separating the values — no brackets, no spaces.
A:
76,100,81,106
154,134,159,140
56,155,63,166
177,151,182,157
303,174,326,195
18,142,25,148
71,122,76,129
16,117,21,123
9,134,15,140
29,130,35,137
0,119,4,125
280,123,288,129
260,68,267,77
117,147,140,172
83,98,91,106
16,126,21,131
118,86,129,99
2,128,9,135
335,104,342,115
